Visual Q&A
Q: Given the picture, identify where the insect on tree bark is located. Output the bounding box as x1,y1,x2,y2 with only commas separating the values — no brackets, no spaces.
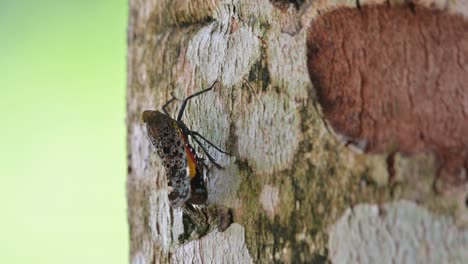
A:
127,0,468,263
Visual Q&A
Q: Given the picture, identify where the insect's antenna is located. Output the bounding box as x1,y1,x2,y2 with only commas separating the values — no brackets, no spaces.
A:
177,81,219,122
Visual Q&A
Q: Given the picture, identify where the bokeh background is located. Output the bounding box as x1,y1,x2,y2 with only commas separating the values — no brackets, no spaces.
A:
0,0,128,263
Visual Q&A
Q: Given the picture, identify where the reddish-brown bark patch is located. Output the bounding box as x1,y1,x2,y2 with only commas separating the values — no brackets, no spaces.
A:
307,5,468,184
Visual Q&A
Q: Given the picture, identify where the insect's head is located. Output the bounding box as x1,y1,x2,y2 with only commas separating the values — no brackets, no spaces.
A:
141,110,167,125
142,110,174,138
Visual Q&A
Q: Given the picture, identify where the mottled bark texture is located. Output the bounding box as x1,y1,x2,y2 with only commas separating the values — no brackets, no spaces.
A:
127,0,468,263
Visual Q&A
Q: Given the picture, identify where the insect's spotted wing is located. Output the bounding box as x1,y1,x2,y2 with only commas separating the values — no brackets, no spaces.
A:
142,110,208,207
142,110,193,207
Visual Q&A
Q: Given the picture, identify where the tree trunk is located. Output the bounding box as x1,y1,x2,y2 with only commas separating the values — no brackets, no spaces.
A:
127,0,468,263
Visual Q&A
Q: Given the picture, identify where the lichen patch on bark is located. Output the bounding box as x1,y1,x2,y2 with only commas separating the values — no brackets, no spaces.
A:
307,4,468,185
235,92,301,175
149,191,172,251
329,200,468,263
172,224,253,263
235,100,396,263
267,31,310,99
187,18,261,86
260,184,280,217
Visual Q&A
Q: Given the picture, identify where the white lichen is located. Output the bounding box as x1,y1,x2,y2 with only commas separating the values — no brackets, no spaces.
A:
187,19,260,87
149,191,172,252
236,92,301,175
329,200,468,264
267,31,309,100
260,184,280,218
172,223,253,263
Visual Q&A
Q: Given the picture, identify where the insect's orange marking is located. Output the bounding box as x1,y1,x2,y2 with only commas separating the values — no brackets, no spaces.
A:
184,146,197,179
176,125,197,179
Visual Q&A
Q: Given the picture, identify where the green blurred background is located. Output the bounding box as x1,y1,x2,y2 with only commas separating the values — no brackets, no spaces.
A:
0,0,128,263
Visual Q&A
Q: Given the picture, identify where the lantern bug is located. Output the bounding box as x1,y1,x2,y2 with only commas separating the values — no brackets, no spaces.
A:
142,81,229,208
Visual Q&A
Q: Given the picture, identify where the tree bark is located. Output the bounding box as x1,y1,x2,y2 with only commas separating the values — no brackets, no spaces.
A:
127,0,468,263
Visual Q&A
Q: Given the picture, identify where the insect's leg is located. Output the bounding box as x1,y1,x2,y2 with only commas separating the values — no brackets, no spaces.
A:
183,203,197,214
198,158,210,171
189,131,230,155
162,96,178,116
191,136,223,169
177,81,219,121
